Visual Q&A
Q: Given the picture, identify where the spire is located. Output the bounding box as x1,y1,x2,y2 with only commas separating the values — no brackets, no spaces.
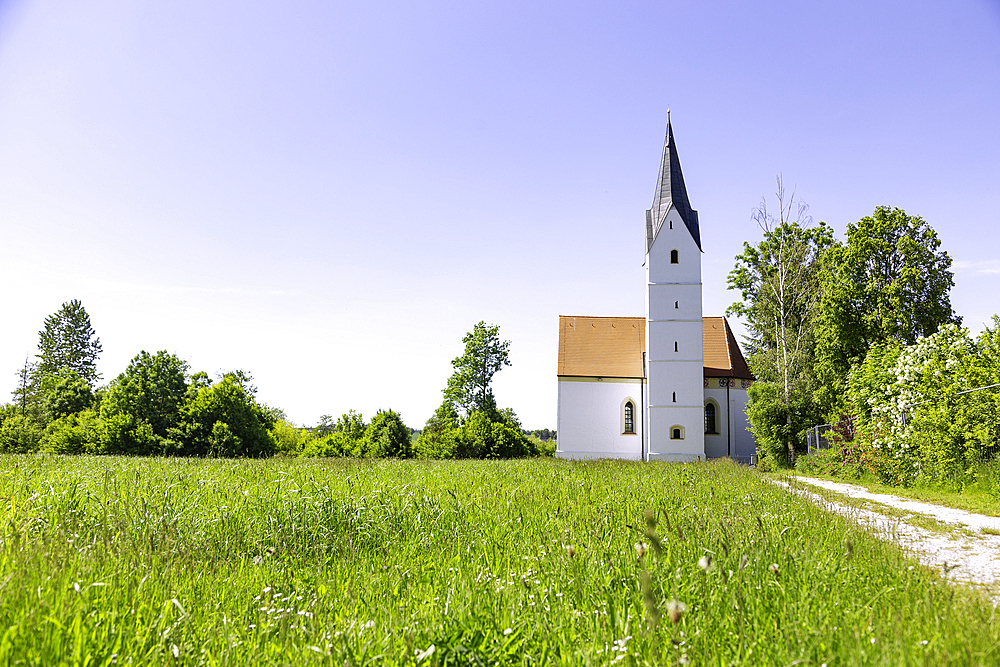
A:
647,115,701,251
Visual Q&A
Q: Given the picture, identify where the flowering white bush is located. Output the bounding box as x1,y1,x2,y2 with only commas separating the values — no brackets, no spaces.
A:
844,321,1000,484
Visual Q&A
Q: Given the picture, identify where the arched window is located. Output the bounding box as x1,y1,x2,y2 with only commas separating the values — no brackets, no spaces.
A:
674,301,679,309
670,426,684,440
624,401,635,434
672,391,677,403
705,403,717,434
669,220,673,229
674,341,678,352
670,249,679,264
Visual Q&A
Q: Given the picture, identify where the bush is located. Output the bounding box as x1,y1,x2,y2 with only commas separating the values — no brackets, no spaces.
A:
171,375,276,458
300,411,367,458
362,410,411,458
0,413,43,453
41,409,102,454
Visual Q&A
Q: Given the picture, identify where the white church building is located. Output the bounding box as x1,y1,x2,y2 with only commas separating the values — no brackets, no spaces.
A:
556,118,756,463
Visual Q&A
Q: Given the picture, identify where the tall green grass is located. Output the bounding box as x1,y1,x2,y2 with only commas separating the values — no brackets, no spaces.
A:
0,455,996,665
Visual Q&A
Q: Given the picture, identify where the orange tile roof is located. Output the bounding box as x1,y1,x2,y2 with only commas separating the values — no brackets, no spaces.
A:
702,317,754,379
557,316,646,378
557,315,754,380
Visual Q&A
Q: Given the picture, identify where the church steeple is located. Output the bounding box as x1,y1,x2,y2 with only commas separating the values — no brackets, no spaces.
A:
646,115,701,252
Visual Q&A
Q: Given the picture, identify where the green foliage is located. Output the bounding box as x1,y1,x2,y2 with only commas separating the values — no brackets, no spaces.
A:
414,401,461,458
270,419,314,455
444,321,511,415
727,185,833,465
417,404,536,459
98,351,190,453
173,374,277,458
0,411,43,453
301,410,368,458
361,409,412,458
40,409,102,454
0,456,997,665
815,206,959,413
814,320,1000,486
99,410,157,455
34,299,102,386
40,370,94,420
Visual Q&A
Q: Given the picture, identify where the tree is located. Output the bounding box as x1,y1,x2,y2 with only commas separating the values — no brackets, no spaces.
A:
35,300,102,385
444,322,511,415
815,206,958,413
727,178,833,465
361,409,412,458
101,351,189,442
171,373,276,457
41,370,94,420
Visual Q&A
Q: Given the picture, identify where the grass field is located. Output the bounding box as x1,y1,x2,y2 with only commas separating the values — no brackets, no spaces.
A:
0,456,997,666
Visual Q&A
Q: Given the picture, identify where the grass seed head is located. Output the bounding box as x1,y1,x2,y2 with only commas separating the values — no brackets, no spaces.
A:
635,543,647,560
665,599,687,624
564,545,575,558
739,554,749,571
769,563,780,575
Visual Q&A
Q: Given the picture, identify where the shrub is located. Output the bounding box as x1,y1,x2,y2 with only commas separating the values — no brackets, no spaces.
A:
41,409,102,454
362,409,412,458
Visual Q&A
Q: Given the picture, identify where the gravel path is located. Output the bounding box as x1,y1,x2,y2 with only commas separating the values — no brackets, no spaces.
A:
773,476,1000,602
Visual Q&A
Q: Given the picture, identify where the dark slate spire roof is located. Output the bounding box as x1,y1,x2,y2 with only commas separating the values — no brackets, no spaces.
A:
646,116,701,252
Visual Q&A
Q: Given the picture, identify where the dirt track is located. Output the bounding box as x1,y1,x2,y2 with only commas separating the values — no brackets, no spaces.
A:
774,476,1000,602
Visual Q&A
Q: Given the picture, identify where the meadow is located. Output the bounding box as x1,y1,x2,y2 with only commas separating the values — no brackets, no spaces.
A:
0,456,997,666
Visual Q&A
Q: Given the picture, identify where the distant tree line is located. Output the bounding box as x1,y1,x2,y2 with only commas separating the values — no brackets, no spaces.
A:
728,179,966,469
0,304,552,460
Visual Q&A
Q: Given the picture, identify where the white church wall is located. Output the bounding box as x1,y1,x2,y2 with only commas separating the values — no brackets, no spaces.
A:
703,382,755,462
647,405,703,461
647,361,704,409
647,284,703,323
556,377,644,460
647,320,703,361
647,209,702,285
731,387,754,464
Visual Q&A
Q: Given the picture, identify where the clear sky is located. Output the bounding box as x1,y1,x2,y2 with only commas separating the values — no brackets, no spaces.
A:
1,0,998,430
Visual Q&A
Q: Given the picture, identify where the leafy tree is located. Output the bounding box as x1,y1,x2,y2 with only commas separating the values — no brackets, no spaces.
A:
271,419,314,455
414,401,462,458
41,409,102,454
301,410,368,457
101,351,189,445
0,411,43,453
727,179,833,465
444,322,511,415
35,300,102,386
171,373,277,457
417,322,535,460
454,408,536,459
361,409,412,458
41,370,94,420
815,206,958,412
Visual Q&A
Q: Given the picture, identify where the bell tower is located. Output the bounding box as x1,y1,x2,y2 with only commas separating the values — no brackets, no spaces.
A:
644,115,705,461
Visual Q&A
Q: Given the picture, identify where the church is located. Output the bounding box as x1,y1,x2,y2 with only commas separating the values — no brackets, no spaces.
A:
555,118,756,462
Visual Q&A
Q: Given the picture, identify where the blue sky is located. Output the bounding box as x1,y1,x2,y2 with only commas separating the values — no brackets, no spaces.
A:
1,0,998,430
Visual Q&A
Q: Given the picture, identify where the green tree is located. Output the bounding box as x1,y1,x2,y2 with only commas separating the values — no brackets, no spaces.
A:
35,300,102,386
101,351,189,446
444,321,511,415
301,410,367,457
361,409,412,458
41,370,95,420
171,373,276,457
815,206,958,412
727,179,833,465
